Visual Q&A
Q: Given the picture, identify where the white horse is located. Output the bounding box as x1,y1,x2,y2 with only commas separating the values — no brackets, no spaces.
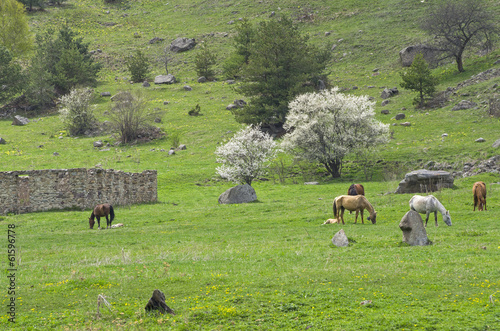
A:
409,195,452,227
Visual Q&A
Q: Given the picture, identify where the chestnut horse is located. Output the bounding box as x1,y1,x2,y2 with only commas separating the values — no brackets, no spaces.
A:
333,195,377,225
89,204,115,229
473,181,487,211
347,184,365,196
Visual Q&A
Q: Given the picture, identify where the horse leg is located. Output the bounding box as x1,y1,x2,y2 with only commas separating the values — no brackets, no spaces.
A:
354,210,358,224
434,211,438,227
360,210,364,224
96,216,101,230
425,212,429,227
340,208,345,225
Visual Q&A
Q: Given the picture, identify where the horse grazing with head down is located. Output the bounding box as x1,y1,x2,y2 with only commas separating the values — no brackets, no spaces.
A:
409,195,451,227
347,184,365,196
333,195,377,225
89,204,115,229
473,181,487,211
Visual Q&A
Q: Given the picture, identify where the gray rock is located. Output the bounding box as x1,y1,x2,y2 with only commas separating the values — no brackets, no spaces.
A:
318,79,326,90
475,138,486,143
218,184,257,204
332,229,349,247
399,44,444,67
12,115,29,126
304,182,319,185
154,117,162,123
197,76,207,83
0,137,6,144
400,122,411,127
452,100,477,111
93,140,104,148
492,138,500,148
395,113,405,120
154,74,176,85
53,152,59,156
168,149,175,156
177,144,187,150
381,100,390,106
381,109,390,115
226,80,235,84
148,37,164,44
169,37,196,53
381,87,399,99
183,85,192,91
395,169,454,194
100,92,112,97
142,81,150,87
399,210,430,246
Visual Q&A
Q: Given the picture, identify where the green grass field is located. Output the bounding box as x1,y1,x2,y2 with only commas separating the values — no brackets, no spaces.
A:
1,0,500,329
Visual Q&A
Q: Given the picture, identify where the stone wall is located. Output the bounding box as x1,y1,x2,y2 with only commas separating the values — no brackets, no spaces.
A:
0,168,157,215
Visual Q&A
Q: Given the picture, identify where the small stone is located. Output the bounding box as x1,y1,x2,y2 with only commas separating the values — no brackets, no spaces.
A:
475,138,486,143
332,229,349,247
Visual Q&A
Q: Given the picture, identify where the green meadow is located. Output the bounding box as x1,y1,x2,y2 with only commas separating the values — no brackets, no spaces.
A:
1,0,499,329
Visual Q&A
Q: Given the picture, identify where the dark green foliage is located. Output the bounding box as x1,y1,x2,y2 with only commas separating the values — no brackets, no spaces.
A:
25,26,101,106
0,46,24,105
222,53,245,79
222,19,254,79
18,0,44,11
126,49,150,83
232,17,331,127
400,53,438,107
195,44,216,80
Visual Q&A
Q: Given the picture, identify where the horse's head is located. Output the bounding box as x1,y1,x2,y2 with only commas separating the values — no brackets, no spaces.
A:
443,211,452,226
367,211,377,224
89,218,95,229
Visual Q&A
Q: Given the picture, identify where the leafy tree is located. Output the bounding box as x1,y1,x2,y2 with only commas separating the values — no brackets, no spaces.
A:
0,0,32,55
421,0,498,73
222,19,255,79
195,44,216,80
108,91,160,144
59,88,97,136
281,88,389,178
25,26,101,105
232,17,330,129
215,125,278,186
0,46,24,105
126,49,150,83
400,53,438,107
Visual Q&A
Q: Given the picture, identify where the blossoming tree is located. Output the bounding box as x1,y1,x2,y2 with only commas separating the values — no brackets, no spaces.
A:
215,125,278,186
281,88,389,178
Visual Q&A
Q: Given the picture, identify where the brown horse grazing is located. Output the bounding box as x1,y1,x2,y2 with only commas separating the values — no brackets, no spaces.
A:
89,204,115,229
473,181,487,211
333,195,377,225
347,184,365,196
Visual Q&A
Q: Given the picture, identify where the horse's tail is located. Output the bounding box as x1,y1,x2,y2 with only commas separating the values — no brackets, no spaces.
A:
109,205,115,222
333,198,338,218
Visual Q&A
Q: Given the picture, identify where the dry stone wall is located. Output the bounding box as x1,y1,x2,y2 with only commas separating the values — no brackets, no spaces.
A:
0,168,157,215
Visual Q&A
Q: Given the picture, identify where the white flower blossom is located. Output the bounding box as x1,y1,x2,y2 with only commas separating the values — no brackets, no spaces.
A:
215,125,278,185
282,88,389,178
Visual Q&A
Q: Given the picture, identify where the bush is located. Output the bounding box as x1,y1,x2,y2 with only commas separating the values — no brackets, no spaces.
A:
0,46,24,105
215,125,278,186
195,44,216,80
126,50,150,83
59,88,97,136
108,91,161,144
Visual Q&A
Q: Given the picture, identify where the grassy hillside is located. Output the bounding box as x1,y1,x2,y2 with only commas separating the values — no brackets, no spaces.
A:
1,0,499,330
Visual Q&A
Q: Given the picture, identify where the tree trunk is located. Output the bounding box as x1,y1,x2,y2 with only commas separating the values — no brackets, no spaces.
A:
456,53,464,73
324,159,342,178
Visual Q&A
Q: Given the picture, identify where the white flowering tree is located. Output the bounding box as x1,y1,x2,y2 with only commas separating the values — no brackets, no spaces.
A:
282,88,389,178
215,125,278,186
59,87,96,136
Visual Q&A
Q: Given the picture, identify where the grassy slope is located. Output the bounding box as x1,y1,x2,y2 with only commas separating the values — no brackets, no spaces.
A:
1,0,500,329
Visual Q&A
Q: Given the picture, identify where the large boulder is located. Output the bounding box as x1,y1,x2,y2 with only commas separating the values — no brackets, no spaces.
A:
395,169,454,194
218,184,257,204
399,210,430,246
12,115,29,126
154,74,176,85
452,100,477,111
332,229,349,247
169,37,196,53
399,44,443,67
381,88,399,99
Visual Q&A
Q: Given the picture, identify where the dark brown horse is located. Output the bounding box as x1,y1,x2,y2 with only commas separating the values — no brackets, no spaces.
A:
347,184,365,196
473,181,487,211
89,204,115,229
